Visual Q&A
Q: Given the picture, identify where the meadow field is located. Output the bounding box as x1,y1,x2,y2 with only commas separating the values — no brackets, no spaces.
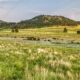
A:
0,26,80,80
0,25,80,41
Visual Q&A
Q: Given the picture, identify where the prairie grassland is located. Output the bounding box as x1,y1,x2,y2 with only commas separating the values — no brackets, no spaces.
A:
0,39,79,80
0,26,80,80
0,25,80,40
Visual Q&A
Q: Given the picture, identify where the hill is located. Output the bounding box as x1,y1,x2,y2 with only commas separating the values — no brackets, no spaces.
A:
18,15,78,28
0,15,79,29
0,20,15,29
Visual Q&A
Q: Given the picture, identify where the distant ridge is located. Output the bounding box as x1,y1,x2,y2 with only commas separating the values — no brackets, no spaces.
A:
18,15,78,28
0,15,79,29
0,20,15,29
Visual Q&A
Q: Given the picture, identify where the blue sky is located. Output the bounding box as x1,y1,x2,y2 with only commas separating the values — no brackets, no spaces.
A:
0,0,80,22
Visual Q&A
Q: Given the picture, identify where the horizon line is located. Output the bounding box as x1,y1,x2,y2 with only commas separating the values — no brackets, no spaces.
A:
0,14,80,23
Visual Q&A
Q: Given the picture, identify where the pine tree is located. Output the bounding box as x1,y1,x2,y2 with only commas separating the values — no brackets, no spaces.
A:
63,27,68,33
77,30,80,34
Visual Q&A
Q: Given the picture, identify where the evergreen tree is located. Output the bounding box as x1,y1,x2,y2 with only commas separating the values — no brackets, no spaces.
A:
11,28,15,32
11,23,19,33
63,27,68,33
77,30,80,34
15,27,19,33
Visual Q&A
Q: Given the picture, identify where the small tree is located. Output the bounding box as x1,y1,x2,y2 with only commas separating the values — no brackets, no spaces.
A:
11,23,19,33
63,27,68,33
15,27,19,33
77,30,80,34
11,28,15,32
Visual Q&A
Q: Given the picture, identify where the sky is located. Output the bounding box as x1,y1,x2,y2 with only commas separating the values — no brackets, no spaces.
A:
0,0,80,22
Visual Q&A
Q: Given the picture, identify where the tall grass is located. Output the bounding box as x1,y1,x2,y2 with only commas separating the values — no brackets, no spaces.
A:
0,40,79,80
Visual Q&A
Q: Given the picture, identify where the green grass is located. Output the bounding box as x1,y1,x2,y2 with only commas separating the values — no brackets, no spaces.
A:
0,40,79,80
0,25,80,41
0,25,80,80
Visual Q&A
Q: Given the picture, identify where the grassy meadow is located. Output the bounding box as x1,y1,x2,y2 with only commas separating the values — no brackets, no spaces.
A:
0,25,80,40
0,25,80,80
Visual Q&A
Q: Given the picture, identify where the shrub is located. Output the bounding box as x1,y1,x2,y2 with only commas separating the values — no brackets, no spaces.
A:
11,27,19,33
11,29,15,32
15,28,19,33
63,28,68,33
77,30,80,34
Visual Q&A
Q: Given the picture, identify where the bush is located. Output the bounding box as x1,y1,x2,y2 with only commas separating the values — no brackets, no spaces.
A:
77,30,80,34
63,28,68,33
11,29,15,32
15,28,19,33
11,27,19,33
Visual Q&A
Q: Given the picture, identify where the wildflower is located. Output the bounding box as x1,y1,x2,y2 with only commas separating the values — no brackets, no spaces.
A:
28,49,32,53
37,48,47,53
